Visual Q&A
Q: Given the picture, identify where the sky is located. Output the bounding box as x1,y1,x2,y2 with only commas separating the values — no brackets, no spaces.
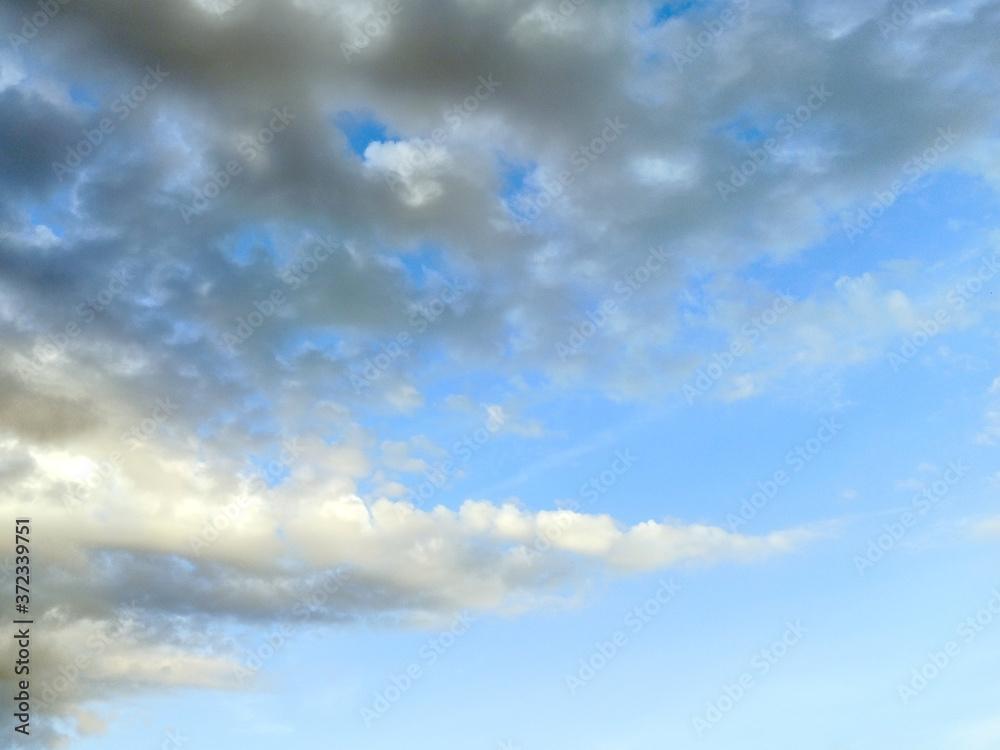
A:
1,0,1000,747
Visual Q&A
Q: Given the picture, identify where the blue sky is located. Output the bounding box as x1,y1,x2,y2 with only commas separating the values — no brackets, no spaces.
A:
2,0,1000,748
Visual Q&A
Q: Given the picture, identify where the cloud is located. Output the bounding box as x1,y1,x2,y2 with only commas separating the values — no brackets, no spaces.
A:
972,515,1000,539
3,0,1000,743
0,433,815,741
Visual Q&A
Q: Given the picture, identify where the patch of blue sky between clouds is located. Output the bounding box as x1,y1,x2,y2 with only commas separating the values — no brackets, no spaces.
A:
717,113,768,146
740,172,1000,301
839,171,1000,260
67,83,100,109
384,242,457,287
650,0,701,26
334,110,397,158
496,153,545,224
246,453,292,488
25,201,67,241
219,224,280,266
497,153,533,198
